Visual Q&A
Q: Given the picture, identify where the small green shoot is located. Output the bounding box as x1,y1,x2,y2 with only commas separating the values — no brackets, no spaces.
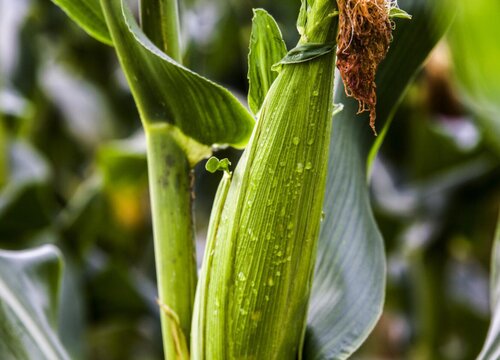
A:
205,157,231,174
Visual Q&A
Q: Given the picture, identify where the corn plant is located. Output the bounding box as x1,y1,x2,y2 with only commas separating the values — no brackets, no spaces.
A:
47,0,395,356
1,0,499,359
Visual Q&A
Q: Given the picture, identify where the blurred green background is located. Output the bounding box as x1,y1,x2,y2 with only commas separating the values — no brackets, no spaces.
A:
0,0,499,359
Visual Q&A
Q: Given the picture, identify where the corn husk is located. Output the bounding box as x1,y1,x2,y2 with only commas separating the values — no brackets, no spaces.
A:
193,1,338,358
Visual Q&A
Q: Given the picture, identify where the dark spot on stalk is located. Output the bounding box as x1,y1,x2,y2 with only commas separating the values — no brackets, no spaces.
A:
165,154,176,167
159,175,169,187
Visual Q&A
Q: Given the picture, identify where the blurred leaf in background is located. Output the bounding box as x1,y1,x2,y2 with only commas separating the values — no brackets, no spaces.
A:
0,245,69,359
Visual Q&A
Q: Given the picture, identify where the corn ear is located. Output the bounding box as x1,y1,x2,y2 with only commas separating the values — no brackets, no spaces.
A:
192,1,339,358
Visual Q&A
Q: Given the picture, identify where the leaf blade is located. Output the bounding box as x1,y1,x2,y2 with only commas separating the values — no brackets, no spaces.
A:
0,245,69,360
100,0,255,150
247,9,287,115
51,0,112,45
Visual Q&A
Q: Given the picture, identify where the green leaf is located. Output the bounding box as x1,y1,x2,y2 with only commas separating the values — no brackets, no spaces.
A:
51,0,112,46
247,9,287,115
99,0,255,150
0,245,69,360
478,213,500,360
272,43,335,70
192,172,231,358
297,0,308,36
389,7,412,20
39,62,115,147
447,0,500,155
304,1,452,359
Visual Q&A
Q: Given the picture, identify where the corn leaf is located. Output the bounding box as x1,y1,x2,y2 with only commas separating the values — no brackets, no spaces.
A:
274,43,335,67
51,0,112,45
247,9,287,116
99,0,255,150
0,245,69,360
304,1,451,358
446,0,500,156
478,213,500,360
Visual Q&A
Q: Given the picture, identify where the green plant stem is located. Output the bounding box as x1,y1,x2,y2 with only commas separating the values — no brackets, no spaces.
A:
145,123,197,359
140,1,194,356
140,0,182,62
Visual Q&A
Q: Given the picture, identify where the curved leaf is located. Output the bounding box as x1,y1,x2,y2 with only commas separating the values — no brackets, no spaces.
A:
0,245,69,360
99,0,255,150
478,213,500,360
274,43,335,67
247,9,287,115
304,0,452,358
51,0,112,45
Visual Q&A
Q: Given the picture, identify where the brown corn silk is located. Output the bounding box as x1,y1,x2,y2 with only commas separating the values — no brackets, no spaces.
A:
336,0,393,134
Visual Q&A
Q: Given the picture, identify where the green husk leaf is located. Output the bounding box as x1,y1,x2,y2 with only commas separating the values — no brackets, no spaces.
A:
272,43,335,71
389,7,412,20
192,172,232,359
199,54,337,359
477,212,500,360
0,245,69,360
247,9,287,115
99,0,255,151
297,0,308,35
304,0,452,358
51,0,112,45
